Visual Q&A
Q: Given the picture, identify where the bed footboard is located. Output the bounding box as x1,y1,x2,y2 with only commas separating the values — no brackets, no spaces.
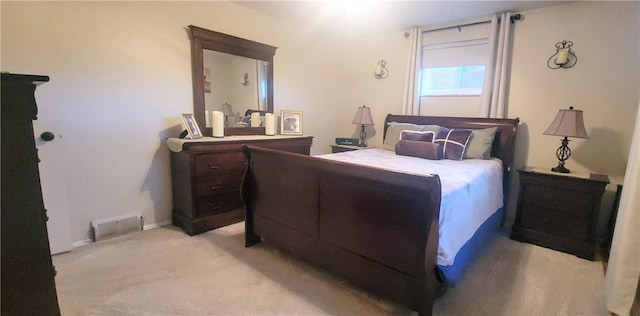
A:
242,145,442,315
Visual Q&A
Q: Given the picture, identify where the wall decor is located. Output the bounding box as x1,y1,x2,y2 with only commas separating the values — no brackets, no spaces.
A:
280,110,303,135
374,59,388,79
203,68,212,93
547,40,577,69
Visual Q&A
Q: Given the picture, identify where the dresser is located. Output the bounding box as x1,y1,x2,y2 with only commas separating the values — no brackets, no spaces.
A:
1,74,61,314
168,135,313,235
511,166,609,260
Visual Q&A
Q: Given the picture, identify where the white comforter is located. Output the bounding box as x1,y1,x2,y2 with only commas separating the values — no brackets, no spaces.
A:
316,148,503,266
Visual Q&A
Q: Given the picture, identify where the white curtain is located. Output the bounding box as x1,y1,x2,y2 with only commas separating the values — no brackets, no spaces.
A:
480,12,513,118
605,102,640,316
402,27,422,115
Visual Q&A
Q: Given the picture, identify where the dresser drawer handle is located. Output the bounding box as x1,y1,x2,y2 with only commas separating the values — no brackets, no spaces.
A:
207,162,221,169
207,202,222,210
549,201,563,209
209,182,223,191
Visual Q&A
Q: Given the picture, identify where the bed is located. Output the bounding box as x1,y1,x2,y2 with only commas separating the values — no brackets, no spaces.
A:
241,114,519,315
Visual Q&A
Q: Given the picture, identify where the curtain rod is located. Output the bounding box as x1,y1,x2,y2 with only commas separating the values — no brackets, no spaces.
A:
419,13,522,34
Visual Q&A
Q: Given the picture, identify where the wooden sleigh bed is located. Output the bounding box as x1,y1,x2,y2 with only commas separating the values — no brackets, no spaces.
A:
241,114,519,315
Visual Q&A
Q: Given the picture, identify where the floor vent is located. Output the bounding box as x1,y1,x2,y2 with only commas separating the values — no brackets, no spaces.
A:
91,213,143,242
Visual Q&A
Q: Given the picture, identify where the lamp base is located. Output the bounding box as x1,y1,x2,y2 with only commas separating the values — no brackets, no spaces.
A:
551,162,570,173
358,124,367,147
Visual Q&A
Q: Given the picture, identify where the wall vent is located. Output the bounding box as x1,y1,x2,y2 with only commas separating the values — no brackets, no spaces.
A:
91,213,143,242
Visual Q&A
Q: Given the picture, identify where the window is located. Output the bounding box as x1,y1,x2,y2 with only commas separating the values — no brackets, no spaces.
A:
419,20,492,116
421,64,486,96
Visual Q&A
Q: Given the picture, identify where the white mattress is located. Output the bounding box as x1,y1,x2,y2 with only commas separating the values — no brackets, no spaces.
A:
316,148,503,266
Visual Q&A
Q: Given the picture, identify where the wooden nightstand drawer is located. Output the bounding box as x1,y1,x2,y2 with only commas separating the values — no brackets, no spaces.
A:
520,183,591,219
331,145,369,153
519,204,591,242
511,167,609,260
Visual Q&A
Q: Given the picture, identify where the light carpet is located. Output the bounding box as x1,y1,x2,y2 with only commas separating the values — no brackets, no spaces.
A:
53,223,608,315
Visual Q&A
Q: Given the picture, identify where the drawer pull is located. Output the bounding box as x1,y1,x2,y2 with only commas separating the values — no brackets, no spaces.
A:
207,202,222,210
207,162,221,169
209,182,223,191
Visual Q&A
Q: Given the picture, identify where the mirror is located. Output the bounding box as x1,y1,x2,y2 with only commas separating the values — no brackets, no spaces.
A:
189,25,277,136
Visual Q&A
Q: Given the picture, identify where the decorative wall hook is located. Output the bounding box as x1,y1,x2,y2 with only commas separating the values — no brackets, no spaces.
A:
374,59,388,79
547,40,577,69
241,73,249,86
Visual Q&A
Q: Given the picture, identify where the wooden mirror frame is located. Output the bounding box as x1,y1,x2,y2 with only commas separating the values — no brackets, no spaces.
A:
189,25,277,136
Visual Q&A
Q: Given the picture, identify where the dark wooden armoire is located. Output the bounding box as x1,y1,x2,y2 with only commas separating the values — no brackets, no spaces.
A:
1,73,61,315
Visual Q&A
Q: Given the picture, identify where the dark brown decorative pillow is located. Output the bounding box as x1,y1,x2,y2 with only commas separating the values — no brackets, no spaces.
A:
395,140,443,160
434,128,473,161
400,130,436,142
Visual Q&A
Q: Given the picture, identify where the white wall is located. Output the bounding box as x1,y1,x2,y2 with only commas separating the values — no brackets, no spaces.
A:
1,1,342,243
506,2,639,229
3,1,638,245
334,2,640,233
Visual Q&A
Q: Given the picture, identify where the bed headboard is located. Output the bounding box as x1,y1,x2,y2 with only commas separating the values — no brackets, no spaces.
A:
383,114,520,174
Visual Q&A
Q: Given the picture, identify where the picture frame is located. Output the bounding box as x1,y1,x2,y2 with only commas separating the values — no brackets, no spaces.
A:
181,113,203,139
280,110,303,135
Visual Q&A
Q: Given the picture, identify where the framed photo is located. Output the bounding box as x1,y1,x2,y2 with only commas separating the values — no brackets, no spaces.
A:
181,113,203,139
280,110,303,135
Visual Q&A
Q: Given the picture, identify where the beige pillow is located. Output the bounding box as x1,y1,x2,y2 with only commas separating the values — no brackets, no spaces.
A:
382,122,441,151
463,127,498,159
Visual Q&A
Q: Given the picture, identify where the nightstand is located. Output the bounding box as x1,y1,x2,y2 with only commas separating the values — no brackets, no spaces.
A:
511,166,609,260
330,144,369,153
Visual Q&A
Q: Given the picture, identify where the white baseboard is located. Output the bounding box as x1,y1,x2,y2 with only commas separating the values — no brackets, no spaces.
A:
72,239,93,248
144,220,171,230
71,220,172,249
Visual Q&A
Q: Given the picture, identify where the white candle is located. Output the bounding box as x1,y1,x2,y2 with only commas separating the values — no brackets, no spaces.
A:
556,48,569,65
250,112,261,127
205,110,212,128
212,111,224,138
265,113,275,136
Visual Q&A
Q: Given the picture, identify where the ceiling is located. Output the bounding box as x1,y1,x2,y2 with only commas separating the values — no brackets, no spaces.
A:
235,1,575,35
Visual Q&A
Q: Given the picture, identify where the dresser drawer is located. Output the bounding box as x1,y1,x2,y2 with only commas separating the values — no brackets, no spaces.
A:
170,136,313,235
196,192,244,218
194,152,246,176
195,171,244,196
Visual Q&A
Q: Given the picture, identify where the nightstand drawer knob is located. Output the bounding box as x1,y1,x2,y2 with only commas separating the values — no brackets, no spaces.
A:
207,162,221,169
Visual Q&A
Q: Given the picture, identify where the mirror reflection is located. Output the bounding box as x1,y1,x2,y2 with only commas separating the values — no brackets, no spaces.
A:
189,25,276,136
203,49,269,127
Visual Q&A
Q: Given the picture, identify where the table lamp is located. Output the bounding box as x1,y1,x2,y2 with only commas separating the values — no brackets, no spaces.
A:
352,105,375,147
543,106,589,173
221,103,235,127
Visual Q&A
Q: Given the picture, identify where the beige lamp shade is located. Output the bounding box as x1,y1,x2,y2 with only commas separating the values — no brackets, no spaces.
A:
221,103,235,117
543,107,589,139
352,106,375,126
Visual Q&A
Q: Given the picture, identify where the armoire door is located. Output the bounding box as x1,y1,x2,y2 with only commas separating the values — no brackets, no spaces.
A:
32,87,73,255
